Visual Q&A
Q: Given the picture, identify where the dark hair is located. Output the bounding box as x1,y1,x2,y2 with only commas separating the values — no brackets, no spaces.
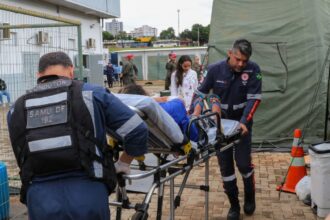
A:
175,55,192,87
38,51,73,73
232,39,252,58
119,61,123,66
118,84,148,96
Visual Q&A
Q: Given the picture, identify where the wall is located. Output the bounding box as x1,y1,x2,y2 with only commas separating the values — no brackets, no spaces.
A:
116,47,207,80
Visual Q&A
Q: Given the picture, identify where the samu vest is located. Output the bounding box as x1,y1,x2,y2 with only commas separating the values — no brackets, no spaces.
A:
8,78,116,203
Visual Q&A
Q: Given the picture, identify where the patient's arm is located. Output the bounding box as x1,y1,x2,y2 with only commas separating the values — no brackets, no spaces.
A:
119,152,134,164
209,95,221,116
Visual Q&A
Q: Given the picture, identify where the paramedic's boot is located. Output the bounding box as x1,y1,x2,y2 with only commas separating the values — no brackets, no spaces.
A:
224,181,240,220
243,174,256,215
227,194,240,220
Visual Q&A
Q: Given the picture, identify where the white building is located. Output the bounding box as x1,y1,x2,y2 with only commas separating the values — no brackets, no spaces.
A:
105,19,123,36
0,0,120,100
130,25,157,38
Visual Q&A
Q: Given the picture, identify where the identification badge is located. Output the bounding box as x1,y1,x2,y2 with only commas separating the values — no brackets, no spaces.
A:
27,103,68,128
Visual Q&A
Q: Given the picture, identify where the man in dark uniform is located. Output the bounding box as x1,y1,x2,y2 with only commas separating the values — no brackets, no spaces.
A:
104,62,114,88
122,54,138,85
193,39,262,220
164,52,177,90
7,51,148,220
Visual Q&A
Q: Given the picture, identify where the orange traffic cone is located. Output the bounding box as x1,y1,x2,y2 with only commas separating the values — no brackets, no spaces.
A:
276,129,307,193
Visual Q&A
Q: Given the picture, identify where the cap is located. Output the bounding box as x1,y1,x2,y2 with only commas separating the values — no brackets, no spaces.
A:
126,54,134,59
170,53,177,58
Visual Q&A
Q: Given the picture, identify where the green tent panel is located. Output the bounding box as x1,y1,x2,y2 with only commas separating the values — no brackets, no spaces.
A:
209,0,330,146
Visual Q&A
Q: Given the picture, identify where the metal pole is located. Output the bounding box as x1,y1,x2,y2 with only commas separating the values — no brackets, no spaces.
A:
177,9,180,38
0,23,74,30
156,183,164,220
77,25,84,80
205,159,209,220
198,27,200,46
170,178,175,220
115,187,122,220
0,3,80,25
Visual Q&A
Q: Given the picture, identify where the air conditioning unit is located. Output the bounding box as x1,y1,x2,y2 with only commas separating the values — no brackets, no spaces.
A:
36,31,49,44
0,23,10,39
87,38,96,48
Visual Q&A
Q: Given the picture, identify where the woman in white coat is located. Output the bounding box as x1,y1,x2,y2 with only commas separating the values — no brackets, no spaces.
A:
170,55,198,112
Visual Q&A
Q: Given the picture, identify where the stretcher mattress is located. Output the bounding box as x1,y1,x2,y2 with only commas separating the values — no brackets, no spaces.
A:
114,94,185,149
115,94,241,146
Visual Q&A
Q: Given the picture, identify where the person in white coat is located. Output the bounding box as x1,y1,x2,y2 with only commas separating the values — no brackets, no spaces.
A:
170,55,198,112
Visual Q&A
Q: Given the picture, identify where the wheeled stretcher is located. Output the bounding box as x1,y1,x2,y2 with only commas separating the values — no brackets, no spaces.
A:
110,94,242,220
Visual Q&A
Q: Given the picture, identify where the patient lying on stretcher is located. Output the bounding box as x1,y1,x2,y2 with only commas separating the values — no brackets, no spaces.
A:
118,84,200,142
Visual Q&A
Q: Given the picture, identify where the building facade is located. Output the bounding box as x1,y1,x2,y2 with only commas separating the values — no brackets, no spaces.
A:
130,25,157,38
105,19,123,36
0,0,120,100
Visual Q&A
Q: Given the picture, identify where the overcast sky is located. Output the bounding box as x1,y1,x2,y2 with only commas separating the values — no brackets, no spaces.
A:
109,0,214,34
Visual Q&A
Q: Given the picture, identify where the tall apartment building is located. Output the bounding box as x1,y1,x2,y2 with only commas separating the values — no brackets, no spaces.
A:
105,19,123,36
130,25,157,38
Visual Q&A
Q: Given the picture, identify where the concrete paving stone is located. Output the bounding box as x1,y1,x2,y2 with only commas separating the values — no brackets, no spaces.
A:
9,152,320,220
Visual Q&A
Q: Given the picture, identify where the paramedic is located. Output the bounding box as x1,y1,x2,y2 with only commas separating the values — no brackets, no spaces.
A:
7,51,148,220
193,39,262,220
122,54,138,85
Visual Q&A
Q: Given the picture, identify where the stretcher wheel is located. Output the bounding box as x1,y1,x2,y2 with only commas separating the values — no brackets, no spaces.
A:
131,211,148,220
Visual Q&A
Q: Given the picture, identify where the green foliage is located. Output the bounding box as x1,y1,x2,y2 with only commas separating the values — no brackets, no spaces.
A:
176,24,210,45
180,29,193,40
159,27,176,39
116,31,129,40
102,31,114,41
191,24,210,45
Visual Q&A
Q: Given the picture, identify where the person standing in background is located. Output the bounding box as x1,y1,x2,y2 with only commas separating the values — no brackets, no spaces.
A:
104,62,114,88
170,55,198,111
165,53,177,90
0,78,10,106
192,55,203,83
122,54,138,86
118,61,124,87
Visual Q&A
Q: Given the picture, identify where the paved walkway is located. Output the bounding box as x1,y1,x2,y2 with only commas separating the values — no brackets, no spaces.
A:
9,152,319,220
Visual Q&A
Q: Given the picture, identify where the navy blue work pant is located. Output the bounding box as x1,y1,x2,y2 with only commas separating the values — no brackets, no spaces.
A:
216,128,254,196
27,174,110,220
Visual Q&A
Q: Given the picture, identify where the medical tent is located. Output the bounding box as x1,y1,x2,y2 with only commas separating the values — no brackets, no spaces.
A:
208,0,330,147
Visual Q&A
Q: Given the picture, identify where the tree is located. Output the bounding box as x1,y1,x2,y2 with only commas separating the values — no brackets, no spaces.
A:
159,27,176,39
116,31,129,40
180,29,192,40
102,31,114,41
191,24,210,45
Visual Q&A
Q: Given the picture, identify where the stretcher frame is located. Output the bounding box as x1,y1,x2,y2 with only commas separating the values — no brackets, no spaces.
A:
109,107,241,220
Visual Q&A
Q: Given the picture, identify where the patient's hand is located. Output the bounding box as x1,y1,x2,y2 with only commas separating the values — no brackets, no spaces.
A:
240,123,248,136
